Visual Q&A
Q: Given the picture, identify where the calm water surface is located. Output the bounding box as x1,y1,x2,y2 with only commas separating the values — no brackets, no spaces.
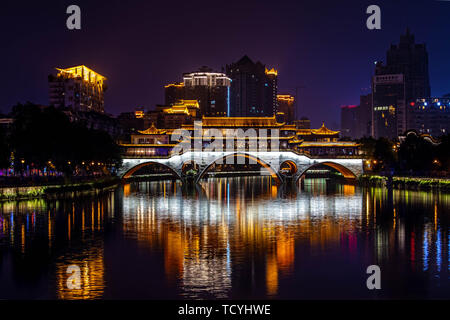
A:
0,177,449,299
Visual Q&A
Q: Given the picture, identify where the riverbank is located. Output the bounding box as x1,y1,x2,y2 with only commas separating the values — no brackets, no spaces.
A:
0,177,119,201
359,175,450,192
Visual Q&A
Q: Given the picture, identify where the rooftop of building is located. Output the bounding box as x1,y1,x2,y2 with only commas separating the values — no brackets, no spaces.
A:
192,115,286,128
157,100,200,114
137,123,167,135
310,123,340,135
55,65,106,83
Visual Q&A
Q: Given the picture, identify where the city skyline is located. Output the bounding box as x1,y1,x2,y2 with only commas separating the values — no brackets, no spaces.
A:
1,0,450,128
1,0,450,305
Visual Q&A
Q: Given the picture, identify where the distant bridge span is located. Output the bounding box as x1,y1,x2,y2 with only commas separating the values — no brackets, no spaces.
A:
119,151,364,184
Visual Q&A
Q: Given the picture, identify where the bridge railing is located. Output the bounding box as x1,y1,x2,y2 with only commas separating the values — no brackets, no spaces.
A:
120,146,363,160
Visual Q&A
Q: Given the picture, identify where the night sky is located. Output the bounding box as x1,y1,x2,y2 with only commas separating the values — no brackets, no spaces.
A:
1,0,449,128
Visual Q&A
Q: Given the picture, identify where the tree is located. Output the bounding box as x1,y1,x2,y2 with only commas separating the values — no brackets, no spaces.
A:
358,137,377,158
433,134,449,174
373,137,397,170
358,137,396,172
9,103,122,176
398,134,435,175
0,125,10,168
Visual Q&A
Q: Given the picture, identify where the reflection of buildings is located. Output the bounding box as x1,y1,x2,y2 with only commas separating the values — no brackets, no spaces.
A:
120,178,365,298
56,245,105,300
0,196,113,299
48,65,107,113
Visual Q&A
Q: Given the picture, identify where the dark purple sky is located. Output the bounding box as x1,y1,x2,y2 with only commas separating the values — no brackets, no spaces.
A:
1,0,449,128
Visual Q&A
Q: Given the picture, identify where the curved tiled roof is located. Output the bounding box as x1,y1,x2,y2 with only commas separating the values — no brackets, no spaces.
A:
137,123,167,135
310,122,340,135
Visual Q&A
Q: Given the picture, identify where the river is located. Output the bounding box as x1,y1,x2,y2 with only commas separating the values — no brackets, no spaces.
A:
0,176,449,299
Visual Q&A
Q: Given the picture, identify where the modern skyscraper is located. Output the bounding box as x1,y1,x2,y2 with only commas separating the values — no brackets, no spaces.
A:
372,74,405,138
48,65,107,113
371,29,431,138
164,67,231,117
225,55,278,117
265,68,278,116
380,28,431,99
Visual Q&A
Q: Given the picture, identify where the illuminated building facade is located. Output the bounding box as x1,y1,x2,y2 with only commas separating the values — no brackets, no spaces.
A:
379,29,431,100
226,56,278,117
340,95,372,140
165,83,185,105
293,117,311,129
371,29,431,138
48,65,107,113
117,108,158,134
156,100,200,129
371,74,405,139
122,116,359,157
408,98,450,137
277,94,295,124
165,67,231,117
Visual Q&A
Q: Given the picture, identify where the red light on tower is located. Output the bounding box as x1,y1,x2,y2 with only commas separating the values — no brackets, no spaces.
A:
410,102,415,106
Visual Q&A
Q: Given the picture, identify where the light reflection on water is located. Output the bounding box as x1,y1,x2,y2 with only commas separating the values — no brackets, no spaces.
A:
0,176,449,299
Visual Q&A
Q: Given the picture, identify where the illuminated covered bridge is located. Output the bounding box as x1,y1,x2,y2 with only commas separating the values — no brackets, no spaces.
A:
118,151,364,184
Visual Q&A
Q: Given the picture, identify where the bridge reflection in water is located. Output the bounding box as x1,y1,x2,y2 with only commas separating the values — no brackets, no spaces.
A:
0,177,449,299
121,177,362,298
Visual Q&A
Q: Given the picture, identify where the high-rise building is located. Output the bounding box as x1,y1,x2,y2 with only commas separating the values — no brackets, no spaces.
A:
357,94,372,138
372,74,405,138
225,55,278,117
164,67,231,117
379,28,431,100
408,98,450,137
371,29,431,138
340,105,358,138
277,94,295,124
265,68,278,116
164,83,185,106
48,65,107,113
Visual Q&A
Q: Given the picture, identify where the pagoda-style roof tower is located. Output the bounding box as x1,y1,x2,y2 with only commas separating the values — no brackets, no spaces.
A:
138,123,167,135
310,123,340,136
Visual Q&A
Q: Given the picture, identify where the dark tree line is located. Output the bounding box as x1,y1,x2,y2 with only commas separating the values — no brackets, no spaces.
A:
0,121,10,168
2,103,121,176
359,133,450,176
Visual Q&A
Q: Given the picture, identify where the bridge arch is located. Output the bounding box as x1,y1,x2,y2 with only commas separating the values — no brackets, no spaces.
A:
196,153,282,184
298,161,357,180
121,161,182,180
279,160,298,177
181,160,200,176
